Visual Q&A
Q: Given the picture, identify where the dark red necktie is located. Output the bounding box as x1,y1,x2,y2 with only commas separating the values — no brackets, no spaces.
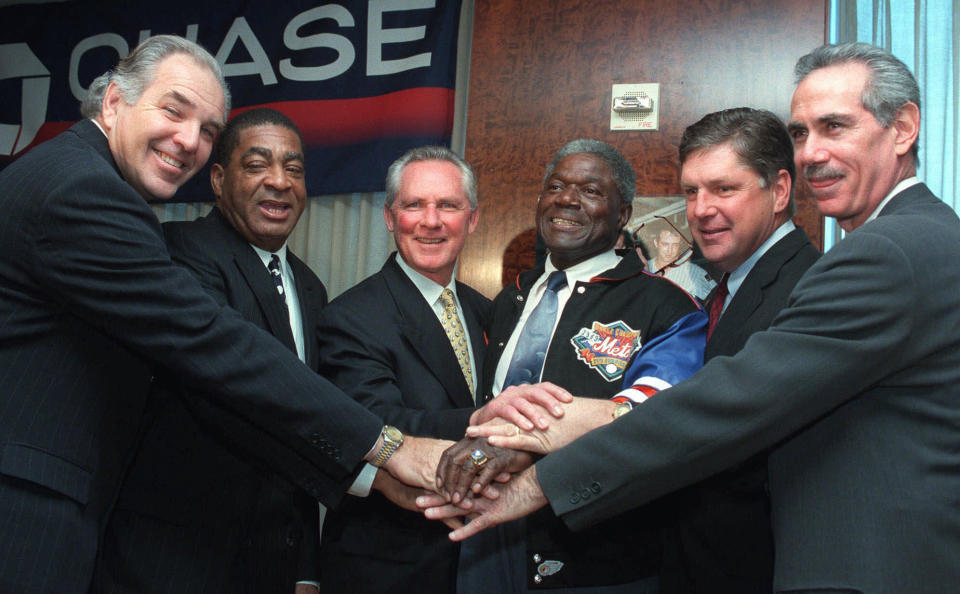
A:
706,275,728,341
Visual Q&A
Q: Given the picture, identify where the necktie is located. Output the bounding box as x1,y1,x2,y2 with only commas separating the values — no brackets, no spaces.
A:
440,289,474,398
268,254,288,311
503,270,567,387
706,274,728,341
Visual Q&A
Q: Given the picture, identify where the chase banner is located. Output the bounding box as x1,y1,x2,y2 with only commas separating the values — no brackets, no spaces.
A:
0,0,462,201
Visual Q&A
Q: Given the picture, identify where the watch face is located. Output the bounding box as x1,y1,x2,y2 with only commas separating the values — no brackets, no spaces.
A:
385,426,404,443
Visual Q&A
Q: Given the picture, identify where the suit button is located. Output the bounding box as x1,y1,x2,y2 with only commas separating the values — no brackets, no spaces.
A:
517,295,524,302
534,575,542,584
533,553,542,563
498,342,505,348
590,481,601,494
569,493,580,504
580,488,591,500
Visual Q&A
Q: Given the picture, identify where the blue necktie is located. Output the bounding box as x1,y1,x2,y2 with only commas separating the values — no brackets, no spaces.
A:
503,270,567,387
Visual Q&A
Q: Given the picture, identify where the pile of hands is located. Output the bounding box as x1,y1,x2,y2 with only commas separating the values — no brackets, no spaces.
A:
375,383,615,541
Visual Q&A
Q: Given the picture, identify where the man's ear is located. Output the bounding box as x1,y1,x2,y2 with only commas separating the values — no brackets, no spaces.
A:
210,163,224,198
383,203,395,232
617,201,633,232
100,82,124,133
892,101,920,158
771,169,792,215
467,206,480,234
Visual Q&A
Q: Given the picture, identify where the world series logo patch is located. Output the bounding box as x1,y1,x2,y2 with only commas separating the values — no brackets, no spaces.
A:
570,320,642,381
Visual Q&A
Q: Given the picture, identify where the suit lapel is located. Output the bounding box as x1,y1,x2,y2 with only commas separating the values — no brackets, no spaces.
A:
707,228,808,357
383,256,476,408
209,210,298,354
289,254,321,368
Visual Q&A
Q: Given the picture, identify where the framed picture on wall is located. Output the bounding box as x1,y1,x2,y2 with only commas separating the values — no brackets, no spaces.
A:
623,195,718,302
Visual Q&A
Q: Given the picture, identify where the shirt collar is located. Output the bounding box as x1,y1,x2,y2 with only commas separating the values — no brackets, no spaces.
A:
90,118,107,137
250,243,289,270
540,249,621,292
727,220,795,298
395,252,459,306
863,176,921,225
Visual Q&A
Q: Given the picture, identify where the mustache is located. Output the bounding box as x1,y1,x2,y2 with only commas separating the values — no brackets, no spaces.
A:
802,163,845,182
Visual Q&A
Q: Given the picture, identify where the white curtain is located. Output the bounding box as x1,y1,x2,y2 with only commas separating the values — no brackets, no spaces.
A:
153,1,474,299
826,0,959,249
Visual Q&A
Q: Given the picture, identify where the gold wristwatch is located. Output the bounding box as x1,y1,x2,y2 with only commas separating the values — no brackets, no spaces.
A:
371,425,404,467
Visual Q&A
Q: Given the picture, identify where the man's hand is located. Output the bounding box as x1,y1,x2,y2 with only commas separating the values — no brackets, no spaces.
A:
373,468,434,512
419,466,549,541
468,396,619,453
435,436,534,504
464,418,553,455
380,435,453,491
470,382,574,430
373,468,464,531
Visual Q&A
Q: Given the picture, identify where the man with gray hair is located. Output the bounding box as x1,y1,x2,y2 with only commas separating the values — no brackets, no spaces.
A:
0,35,457,593
426,42,960,594
445,138,706,592
315,146,491,592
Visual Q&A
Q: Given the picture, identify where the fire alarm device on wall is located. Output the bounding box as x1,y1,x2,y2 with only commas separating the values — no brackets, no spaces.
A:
610,83,659,131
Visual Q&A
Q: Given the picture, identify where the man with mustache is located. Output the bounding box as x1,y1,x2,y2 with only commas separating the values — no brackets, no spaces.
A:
428,41,960,594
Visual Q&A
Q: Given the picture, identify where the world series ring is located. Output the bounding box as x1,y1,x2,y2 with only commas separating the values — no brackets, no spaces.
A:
470,448,489,468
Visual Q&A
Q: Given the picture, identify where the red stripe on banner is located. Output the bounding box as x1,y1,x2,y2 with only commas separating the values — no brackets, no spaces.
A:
232,87,455,148
2,87,453,160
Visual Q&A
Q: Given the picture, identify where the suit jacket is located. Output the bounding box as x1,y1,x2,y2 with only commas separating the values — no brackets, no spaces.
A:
100,207,328,593
316,253,490,593
0,120,382,594
538,184,960,593
661,227,819,593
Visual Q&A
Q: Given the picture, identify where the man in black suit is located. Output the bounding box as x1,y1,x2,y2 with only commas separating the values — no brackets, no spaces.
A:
101,108,327,593
0,35,454,594
659,107,820,593
316,146,490,593
427,42,960,594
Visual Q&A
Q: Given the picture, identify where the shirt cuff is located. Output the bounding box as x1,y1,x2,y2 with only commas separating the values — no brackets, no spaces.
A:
347,463,378,497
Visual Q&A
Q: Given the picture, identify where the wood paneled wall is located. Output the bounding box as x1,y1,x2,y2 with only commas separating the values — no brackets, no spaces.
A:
459,0,827,297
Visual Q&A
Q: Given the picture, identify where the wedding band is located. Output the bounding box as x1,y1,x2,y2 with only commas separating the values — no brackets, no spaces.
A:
469,448,489,468
514,424,521,436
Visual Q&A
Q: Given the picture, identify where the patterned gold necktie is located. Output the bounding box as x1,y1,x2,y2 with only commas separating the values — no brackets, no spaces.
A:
440,289,474,399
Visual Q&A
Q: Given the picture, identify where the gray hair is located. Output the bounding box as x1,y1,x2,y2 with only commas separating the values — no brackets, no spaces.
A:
795,42,920,163
385,146,478,210
543,139,636,204
80,35,230,121
680,107,797,218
